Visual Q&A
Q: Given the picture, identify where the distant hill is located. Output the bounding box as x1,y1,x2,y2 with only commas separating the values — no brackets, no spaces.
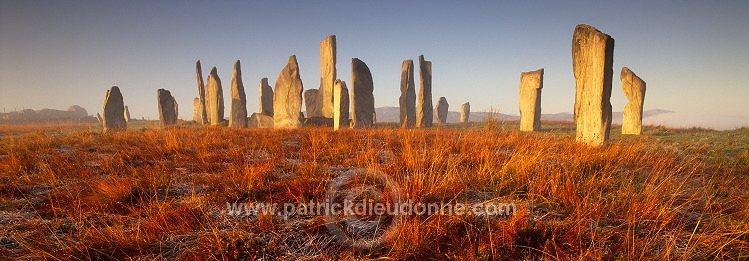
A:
0,105,97,124
374,106,674,124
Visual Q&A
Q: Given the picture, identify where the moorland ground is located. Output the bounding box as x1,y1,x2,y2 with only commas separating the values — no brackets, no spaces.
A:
0,121,747,260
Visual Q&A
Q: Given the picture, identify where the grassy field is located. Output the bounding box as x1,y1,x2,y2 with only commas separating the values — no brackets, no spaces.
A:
0,121,747,260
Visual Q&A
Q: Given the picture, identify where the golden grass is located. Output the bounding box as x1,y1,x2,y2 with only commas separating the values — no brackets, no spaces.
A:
0,125,747,260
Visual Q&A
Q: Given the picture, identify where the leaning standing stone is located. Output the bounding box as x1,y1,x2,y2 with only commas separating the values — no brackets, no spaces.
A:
196,60,208,125
229,60,247,128
102,86,126,132
334,79,349,130
572,24,614,146
435,97,449,125
460,102,470,123
417,55,433,128
273,56,304,129
205,67,225,125
351,58,375,128
519,68,544,132
621,67,646,135
399,59,416,128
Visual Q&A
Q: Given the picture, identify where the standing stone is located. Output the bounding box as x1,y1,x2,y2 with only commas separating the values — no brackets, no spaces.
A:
102,86,126,132
259,78,274,116
320,35,337,118
304,89,322,117
519,69,544,132
157,89,179,126
417,55,433,128
248,113,274,128
460,102,470,123
124,105,131,123
435,97,449,125
350,58,374,128
399,59,416,128
229,60,247,128
193,97,201,122
273,55,304,129
572,24,614,146
196,60,208,125
205,67,225,125
333,79,350,130
621,67,646,135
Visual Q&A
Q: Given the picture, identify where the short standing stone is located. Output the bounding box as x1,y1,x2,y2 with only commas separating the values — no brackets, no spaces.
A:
351,58,375,128
572,24,614,146
102,86,126,132
621,67,646,135
399,59,416,128
229,60,247,128
124,105,131,123
196,60,208,125
304,89,322,117
259,78,274,116
519,69,544,132
248,113,274,128
460,102,470,123
158,89,179,126
417,55,433,128
435,97,449,125
320,35,337,118
205,67,225,125
273,56,304,129
333,79,350,130
192,97,202,122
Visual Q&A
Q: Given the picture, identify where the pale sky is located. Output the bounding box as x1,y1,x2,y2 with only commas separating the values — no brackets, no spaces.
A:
1,0,747,129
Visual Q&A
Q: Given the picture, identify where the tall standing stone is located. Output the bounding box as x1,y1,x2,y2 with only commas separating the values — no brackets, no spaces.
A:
399,59,416,128
519,68,544,132
333,79,350,130
124,105,131,123
417,55,433,128
196,60,208,125
102,86,126,132
229,60,247,128
273,55,304,129
351,58,374,128
304,89,322,117
320,35,337,118
435,97,449,125
259,78,274,116
158,89,179,126
193,97,201,122
572,24,614,146
205,67,225,125
621,67,646,135
460,102,470,123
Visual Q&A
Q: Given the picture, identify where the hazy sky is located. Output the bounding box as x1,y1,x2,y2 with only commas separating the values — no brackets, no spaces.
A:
1,0,748,129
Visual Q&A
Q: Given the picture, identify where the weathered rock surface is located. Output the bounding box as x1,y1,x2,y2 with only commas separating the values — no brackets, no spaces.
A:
304,89,322,117
248,113,274,128
519,68,544,132
320,35,336,118
621,67,646,135
572,24,614,146
351,58,374,128
193,97,201,122
229,60,247,128
157,89,179,126
205,67,225,125
460,102,470,123
417,55,433,128
273,56,304,129
259,78,274,116
196,60,208,125
435,97,449,125
334,79,349,130
124,105,131,123
102,86,126,132
399,59,416,128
